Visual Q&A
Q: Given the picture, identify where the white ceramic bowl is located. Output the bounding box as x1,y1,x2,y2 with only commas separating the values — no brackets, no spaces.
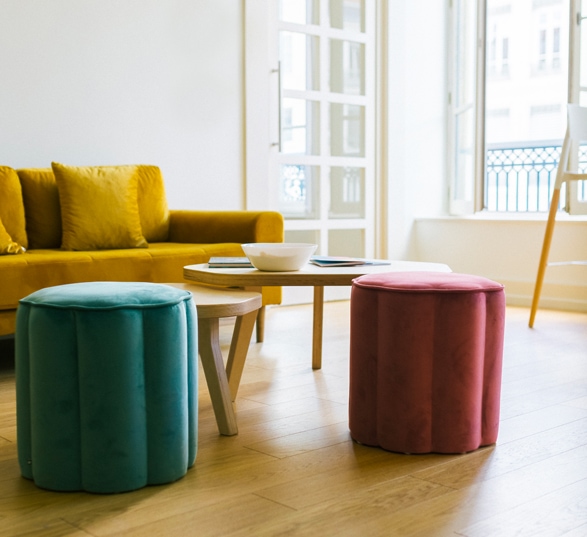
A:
242,243,317,271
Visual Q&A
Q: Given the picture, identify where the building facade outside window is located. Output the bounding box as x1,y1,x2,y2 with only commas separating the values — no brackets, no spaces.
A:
449,0,587,215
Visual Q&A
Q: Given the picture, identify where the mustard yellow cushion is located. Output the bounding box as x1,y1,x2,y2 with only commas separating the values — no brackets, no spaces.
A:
52,162,148,251
18,168,62,249
0,166,28,249
0,217,25,255
136,165,170,242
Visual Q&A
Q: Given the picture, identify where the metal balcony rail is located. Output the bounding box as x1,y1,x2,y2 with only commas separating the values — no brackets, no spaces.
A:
485,140,587,212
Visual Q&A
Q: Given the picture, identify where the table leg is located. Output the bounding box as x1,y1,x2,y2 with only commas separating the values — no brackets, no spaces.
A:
312,286,324,370
244,286,264,342
197,317,238,436
226,309,258,401
255,306,265,343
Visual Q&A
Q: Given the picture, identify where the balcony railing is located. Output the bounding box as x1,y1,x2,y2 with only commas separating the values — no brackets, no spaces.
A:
485,141,587,212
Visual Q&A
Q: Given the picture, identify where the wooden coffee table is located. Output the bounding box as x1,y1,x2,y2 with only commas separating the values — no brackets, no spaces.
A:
183,260,451,370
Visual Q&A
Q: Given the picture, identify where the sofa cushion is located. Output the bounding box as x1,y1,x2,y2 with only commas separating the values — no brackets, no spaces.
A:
0,166,28,249
137,165,170,242
0,243,245,310
0,218,25,255
18,168,62,249
18,165,170,247
52,162,148,251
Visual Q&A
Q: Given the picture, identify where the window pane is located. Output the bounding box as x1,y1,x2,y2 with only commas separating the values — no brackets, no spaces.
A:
329,166,365,218
279,0,318,24
449,0,477,214
329,0,364,32
579,145,587,201
454,0,476,109
282,98,320,154
279,164,319,218
330,39,365,95
330,103,364,157
486,0,568,143
581,17,587,91
328,229,364,257
280,31,319,91
484,0,570,212
285,229,321,248
455,108,475,202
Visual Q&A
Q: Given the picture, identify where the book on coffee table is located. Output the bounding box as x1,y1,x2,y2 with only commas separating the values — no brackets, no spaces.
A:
309,256,390,267
208,257,254,268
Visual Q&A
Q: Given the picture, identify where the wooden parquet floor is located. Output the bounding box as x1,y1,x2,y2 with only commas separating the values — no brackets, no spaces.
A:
0,303,586,537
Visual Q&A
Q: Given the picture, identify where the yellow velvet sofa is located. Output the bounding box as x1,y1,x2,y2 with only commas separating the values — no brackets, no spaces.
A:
0,164,283,337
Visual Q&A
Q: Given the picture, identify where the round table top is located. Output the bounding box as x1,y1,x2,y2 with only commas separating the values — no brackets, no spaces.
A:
183,260,452,288
163,283,262,319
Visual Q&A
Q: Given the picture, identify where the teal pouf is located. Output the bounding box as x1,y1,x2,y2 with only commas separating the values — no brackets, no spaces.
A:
15,282,198,493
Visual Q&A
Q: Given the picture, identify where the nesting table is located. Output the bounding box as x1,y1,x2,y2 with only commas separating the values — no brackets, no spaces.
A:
183,260,451,371
166,283,261,436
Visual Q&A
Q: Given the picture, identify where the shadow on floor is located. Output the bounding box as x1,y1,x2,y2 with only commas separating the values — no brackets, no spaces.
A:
0,336,15,373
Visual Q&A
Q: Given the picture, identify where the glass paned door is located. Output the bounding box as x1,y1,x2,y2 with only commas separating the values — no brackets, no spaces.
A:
275,0,375,259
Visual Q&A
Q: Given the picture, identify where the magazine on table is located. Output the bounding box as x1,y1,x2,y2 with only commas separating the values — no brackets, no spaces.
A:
309,256,390,267
208,257,254,268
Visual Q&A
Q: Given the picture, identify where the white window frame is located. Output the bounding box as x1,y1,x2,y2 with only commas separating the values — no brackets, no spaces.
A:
448,0,586,215
447,0,486,215
568,0,587,213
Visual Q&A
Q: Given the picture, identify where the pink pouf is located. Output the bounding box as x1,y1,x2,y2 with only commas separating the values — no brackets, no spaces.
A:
349,272,505,454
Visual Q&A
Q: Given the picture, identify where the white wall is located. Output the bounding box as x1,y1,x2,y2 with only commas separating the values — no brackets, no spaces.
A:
415,215,587,313
385,0,448,260
0,0,244,210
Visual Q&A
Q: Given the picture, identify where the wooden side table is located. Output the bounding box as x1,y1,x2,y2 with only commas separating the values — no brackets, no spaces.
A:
166,283,261,436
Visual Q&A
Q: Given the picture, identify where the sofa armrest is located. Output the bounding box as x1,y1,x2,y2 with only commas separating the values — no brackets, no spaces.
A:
168,210,284,245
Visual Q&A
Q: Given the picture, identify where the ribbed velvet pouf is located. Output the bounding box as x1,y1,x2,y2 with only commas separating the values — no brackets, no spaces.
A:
349,272,505,454
16,282,198,493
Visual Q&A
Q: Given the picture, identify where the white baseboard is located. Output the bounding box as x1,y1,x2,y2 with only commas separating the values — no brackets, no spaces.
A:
498,279,587,313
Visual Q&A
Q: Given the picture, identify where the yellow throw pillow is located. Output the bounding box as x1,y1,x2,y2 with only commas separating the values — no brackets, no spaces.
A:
0,217,25,255
0,166,28,249
52,162,148,251
137,165,170,242
17,168,62,249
